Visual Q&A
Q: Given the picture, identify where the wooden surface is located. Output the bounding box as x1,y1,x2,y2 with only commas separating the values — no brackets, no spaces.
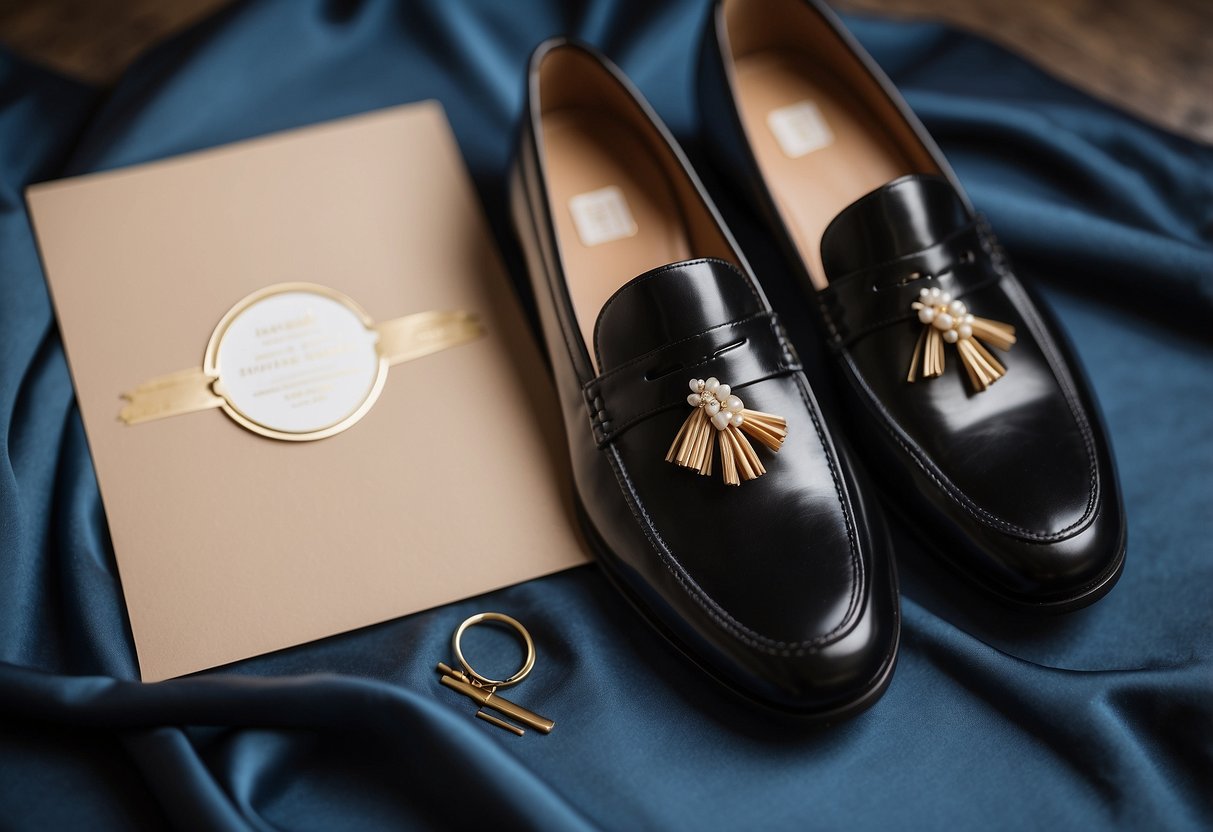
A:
835,0,1213,143
0,0,1210,143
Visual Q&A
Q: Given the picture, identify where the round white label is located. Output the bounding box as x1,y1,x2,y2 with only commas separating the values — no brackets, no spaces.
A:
212,289,382,437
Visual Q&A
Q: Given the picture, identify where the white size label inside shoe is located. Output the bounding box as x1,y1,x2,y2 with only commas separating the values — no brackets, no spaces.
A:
569,186,638,246
767,100,834,158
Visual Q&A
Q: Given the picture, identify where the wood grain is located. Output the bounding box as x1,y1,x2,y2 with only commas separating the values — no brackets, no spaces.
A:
834,0,1213,143
0,0,1209,143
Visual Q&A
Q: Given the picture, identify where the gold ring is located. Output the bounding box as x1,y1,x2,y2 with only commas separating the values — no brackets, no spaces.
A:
451,612,535,688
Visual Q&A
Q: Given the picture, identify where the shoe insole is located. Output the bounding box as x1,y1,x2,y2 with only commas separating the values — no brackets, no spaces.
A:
542,108,690,367
733,50,916,288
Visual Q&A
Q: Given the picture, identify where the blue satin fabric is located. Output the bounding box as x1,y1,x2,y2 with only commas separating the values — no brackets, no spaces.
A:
2,1,1211,829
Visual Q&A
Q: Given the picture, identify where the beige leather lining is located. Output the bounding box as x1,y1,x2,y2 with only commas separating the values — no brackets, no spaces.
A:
544,108,690,355
722,0,938,288
537,46,736,368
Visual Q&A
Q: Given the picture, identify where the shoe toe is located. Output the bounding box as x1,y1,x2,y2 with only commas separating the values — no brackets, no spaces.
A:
967,485,1126,609
706,455,902,716
760,550,899,715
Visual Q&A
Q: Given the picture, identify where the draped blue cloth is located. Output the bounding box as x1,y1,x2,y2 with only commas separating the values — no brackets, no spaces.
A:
2,1,1211,828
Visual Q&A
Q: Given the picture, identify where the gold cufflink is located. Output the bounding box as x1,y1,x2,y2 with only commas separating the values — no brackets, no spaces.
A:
436,612,555,737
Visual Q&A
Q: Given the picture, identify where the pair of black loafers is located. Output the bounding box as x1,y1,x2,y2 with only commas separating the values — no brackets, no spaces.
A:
509,0,1126,719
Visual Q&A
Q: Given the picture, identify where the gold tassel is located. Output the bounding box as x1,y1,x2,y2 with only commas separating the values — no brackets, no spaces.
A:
969,317,1016,352
666,378,788,486
907,287,1016,392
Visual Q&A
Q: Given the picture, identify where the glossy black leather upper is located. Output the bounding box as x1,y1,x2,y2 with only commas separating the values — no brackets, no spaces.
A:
698,0,1126,608
818,176,1124,598
510,39,899,713
819,178,1096,538
589,260,859,643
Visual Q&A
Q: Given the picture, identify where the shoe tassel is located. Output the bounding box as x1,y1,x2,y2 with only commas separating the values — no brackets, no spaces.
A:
908,287,1016,392
666,377,787,486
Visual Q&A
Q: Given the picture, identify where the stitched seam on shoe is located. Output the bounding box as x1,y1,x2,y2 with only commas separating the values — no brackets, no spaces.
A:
977,219,1100,536
844,359,1094,541
791,371,863,630
837,229,1099,541
599,377,863,656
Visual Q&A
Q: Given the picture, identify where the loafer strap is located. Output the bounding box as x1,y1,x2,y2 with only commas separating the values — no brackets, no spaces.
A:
583,311,800,446
818,222,1002,346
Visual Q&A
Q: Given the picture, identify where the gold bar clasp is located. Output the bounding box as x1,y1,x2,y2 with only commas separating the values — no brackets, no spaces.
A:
435,613,555,737
437,663,555,735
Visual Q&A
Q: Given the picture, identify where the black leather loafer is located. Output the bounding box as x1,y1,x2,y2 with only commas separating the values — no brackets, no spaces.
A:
510,38,899,716
699,0,1126,611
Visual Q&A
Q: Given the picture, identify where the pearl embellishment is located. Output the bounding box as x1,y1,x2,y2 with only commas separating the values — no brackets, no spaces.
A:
669,376,789,484
914,287,973,342
906,285,1018,391
686,377,746,431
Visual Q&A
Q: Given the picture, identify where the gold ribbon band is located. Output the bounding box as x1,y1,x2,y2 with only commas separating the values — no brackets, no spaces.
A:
374,309,482,366
119,368,225,425
119,309,482,427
